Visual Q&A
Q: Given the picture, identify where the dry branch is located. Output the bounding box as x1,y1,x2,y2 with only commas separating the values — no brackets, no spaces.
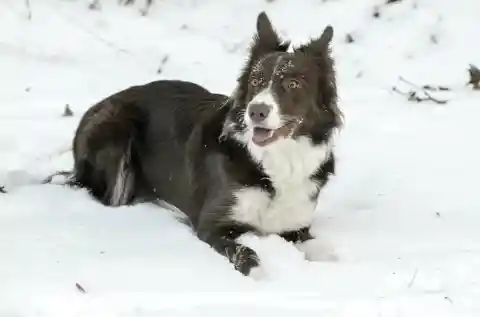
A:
392,77,449,104
75,283,86,294
88,0,101,10
25,0,32,20
42,171,73,185
63,104,74,117
157,55,169,74
467,64,480,89
407,268,419,288
345,33,355,44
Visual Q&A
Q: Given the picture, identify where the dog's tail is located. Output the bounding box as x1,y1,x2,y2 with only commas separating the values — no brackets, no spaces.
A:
64,94,144,206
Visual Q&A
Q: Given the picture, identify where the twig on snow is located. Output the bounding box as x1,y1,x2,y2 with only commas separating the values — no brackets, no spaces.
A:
42,170,74,185
25,0,32,20
392,77,449,104
399,76,451,92
467,64,480,89
345,33,355,44
63,104,74,117
0,186,6,194
421,84,450,92
119,0,135,5
407,268,418,288
157,55,169,74
88,0,101,11
444,296,454,304
392,86,448,104
140,0,154,16
75,283,86,294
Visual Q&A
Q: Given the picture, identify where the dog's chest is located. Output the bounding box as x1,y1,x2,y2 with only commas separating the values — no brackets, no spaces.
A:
232,179,319,234
230,137,330,234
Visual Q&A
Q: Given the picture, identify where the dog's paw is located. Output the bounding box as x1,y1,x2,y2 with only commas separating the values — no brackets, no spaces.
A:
296,238,339,262
231,244,262,277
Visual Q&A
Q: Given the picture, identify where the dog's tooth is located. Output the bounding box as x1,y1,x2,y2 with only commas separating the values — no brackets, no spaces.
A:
268,130,274,138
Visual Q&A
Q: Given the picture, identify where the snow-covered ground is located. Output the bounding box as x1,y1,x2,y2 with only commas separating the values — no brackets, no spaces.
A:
1,0,480,316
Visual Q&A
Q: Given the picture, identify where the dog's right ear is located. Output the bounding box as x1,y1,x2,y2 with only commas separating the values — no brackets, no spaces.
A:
232,12,289,107
256,12,279,46
250,12,289,59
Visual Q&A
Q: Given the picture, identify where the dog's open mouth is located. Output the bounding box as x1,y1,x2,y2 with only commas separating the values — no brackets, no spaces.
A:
252,121,299,146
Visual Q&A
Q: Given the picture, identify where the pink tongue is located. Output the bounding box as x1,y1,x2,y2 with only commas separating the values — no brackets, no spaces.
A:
252,128,273,144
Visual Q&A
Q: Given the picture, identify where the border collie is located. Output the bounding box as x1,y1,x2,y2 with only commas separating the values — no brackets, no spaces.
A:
66,12,343,278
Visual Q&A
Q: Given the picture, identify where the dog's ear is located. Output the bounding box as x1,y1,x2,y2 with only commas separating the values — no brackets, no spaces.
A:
256,12,280,48
295,25,341,125
295,25,334,54
232,12,289,107
251,12,289,58
256,12,274,39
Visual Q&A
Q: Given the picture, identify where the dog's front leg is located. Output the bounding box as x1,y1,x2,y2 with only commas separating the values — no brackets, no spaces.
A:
281,227,338,262
197,224,263,278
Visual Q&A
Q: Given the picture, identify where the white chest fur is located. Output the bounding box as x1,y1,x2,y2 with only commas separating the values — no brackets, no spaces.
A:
230,135,333,234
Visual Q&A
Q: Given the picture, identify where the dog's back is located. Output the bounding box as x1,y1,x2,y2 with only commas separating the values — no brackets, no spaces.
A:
72,79,228,209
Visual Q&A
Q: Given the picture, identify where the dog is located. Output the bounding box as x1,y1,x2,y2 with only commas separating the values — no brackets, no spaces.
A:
66,12,342,278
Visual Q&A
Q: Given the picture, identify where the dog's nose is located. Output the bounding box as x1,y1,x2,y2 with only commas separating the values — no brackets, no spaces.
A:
248,103,271,123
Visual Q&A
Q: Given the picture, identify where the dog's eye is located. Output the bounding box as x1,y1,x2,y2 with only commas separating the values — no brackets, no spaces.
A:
251,79,259,87
285,79,301,89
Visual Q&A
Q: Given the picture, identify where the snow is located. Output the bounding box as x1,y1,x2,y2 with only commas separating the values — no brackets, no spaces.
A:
1,0,480,316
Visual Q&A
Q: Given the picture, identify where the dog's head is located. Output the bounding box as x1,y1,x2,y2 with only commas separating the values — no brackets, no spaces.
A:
225,12,342,147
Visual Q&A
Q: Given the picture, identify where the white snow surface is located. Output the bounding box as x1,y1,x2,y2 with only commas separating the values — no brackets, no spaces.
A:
1,0,480,316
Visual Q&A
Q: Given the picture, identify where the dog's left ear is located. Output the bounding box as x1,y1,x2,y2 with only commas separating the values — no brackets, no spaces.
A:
295,25,342,125
296,25,334,54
